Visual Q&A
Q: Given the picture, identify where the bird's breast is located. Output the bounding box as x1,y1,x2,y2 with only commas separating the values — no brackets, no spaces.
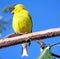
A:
12,13,32,33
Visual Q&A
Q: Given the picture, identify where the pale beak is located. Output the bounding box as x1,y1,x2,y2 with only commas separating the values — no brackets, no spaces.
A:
11,10,14,14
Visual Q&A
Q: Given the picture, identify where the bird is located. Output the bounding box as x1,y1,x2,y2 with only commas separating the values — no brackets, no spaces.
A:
11,4,32,57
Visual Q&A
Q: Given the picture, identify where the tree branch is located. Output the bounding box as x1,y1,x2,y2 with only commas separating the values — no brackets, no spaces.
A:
36,40,60,58
0,28,60,48
50,42,60,47
0,28,60,58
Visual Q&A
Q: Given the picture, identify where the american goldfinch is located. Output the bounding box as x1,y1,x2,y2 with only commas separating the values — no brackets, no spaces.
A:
11,4,32,57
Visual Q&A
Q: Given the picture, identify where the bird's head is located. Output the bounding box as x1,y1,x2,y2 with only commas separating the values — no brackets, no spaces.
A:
11,4,26,14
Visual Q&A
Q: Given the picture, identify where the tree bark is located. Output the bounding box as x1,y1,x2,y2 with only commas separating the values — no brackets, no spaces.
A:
0,28,60,48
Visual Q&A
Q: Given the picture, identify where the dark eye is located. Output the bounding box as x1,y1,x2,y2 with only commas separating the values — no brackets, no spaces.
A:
13,7,15,10
23,8,25,9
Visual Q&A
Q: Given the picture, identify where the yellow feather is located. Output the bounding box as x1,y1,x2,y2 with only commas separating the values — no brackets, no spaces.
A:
12,4,32,56
12,4,33,56
12,4,32,33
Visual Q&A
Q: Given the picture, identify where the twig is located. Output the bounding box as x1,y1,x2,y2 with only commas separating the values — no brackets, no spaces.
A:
36,40,46,49
50,42,60,47
36,40,60,58
52,52,60,58
50,42,60,58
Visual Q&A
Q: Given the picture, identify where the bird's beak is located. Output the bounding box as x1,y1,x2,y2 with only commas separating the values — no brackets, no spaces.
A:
11,10,14,14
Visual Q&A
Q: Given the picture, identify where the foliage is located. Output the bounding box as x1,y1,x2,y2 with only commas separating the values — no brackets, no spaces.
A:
37,46,54,59
3,5,15,12
0,5,14,35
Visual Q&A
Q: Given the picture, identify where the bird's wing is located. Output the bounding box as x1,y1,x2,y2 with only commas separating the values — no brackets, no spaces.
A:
28,14,33,32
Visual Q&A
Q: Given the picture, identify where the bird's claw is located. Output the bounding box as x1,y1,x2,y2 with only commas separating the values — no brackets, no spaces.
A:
25,37,31,46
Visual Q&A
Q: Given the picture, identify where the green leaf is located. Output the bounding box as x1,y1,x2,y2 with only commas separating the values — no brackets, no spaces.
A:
37,46,54,59
3,7,9,12
3,5,15,12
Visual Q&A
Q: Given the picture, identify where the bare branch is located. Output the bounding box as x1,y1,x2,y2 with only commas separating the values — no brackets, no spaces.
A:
36,40,46,49
36,40,60,58
0,28,60,49
0,28,60,58
52,52,60,58
50,42,60,47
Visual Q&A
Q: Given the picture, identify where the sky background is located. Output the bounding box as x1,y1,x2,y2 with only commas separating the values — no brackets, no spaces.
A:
0,0,60,59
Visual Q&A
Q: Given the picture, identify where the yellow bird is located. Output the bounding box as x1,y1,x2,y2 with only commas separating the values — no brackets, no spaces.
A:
11,4,32,56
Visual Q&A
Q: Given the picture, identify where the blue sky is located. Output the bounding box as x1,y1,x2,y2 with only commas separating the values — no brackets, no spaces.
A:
0,0,60,59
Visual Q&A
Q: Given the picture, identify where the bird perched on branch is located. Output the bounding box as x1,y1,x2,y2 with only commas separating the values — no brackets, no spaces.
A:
11,4,32,57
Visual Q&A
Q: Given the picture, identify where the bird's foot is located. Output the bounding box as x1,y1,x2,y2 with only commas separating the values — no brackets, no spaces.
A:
25,37,31,46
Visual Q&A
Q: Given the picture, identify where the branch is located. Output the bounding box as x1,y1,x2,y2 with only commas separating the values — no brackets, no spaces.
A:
52,52,60,58
0,28,60,48
36,40,60,58
50,42,60,47
36,40,46,49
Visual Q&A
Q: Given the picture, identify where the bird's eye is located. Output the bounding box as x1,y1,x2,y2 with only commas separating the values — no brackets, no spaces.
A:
23,8,25,9
13,7,15,10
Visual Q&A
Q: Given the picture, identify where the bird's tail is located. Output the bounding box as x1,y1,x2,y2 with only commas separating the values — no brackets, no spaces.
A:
21,43,28,57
